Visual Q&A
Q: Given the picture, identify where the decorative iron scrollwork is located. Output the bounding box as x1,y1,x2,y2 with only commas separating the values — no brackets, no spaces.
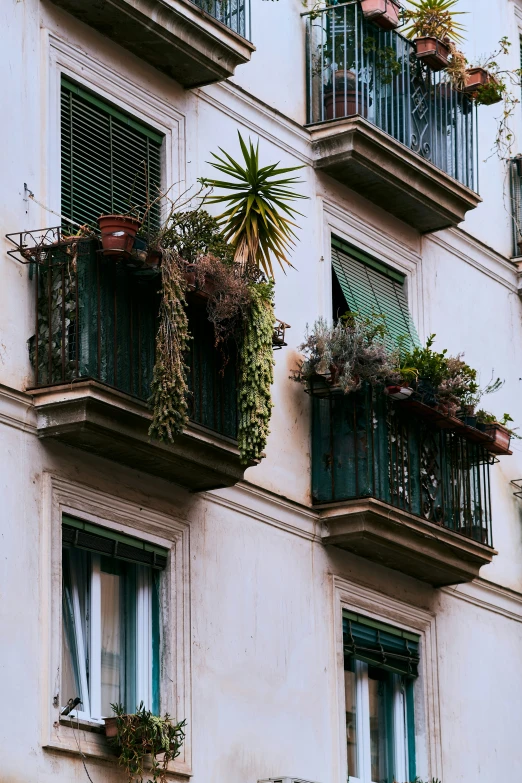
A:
410,62,431,161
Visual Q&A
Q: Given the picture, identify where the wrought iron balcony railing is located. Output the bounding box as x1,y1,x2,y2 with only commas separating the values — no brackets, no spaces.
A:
29,237,238,440
305,1,478,191
191,0,251,39
312,385,494,547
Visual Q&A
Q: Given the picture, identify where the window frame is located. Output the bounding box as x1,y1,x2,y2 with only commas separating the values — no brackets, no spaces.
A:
344,652,414,782
321,210,424,347
41,473,192,776
333,576,442,783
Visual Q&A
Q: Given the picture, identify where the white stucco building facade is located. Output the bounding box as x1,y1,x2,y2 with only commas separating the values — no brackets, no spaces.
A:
2,1,522,782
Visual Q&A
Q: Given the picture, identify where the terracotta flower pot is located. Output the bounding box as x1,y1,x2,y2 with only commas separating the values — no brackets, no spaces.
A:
324,70,369,120
463,67,490,92
360,0,400,30
98,215,141,257
485,423,512,451
415,37,450,71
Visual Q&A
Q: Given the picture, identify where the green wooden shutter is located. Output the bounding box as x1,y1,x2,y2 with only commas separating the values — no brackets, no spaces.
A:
331,237,420,352
61,78,163,232
62,515,168,570
343,610,420,678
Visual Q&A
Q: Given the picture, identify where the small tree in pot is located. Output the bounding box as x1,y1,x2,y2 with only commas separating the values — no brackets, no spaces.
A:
401,0,466,71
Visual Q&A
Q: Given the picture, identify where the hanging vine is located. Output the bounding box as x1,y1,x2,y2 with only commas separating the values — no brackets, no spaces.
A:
149,249,190,442
238,280,275,464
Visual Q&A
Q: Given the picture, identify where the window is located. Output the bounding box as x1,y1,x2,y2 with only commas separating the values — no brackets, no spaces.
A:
61,516,168,721
331,238,420,352
343,611,418,783
60,78,163,232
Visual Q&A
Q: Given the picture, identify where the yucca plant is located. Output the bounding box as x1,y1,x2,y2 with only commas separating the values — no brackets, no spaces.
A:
401,0,466,43
200,132,307,277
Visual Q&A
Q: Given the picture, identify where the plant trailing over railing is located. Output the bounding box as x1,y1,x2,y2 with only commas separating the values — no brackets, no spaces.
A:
149,248,190,442
107,702,186,783
238,280,275,463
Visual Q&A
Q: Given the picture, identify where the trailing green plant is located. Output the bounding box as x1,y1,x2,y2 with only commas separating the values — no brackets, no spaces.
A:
238,280,275,463
476,410,520,437
200,132,307,277
401,0,466,43
294,314,399,394
108,702,186,783
149,248,190,442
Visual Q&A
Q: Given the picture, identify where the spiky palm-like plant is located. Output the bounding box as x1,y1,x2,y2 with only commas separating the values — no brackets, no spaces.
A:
200,132,307,277
401,0,466,44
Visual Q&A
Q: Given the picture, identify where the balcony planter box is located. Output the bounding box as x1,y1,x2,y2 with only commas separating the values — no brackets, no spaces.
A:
485,422,512,452
324,70,369,121
98,215,141,257
463,67,501,101
415,37,450,71
360,0,401,30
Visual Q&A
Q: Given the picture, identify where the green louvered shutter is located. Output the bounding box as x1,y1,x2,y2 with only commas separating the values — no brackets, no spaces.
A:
62,515,168,570
343,610,420,678
331,237,420,352
61,78,163,232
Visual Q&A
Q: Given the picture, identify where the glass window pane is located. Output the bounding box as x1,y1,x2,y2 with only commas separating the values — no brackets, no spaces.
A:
101,566,123,716
61,548,90,713
344,658,359,779
368,667,390,783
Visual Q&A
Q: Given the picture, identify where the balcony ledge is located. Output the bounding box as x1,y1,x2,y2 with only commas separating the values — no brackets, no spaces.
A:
48,0,255,88
308,116,482,234
318,497,496,587
30,380,251,491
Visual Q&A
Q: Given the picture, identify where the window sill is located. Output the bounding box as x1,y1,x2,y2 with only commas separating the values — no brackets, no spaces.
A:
45,719,192,778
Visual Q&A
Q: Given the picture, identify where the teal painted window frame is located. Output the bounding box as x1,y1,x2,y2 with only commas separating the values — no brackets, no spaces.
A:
343,610,418,782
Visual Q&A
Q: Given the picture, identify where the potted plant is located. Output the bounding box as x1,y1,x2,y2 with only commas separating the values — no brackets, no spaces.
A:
400,335,450,407
476,411,517,450
401,0,467,72
98,213,142,256
105,702,185,783
360,0,401,31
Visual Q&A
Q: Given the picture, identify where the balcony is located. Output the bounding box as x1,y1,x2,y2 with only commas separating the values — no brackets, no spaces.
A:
48,0,254,87
304,2,481,232
312,385,501,586
26,236,247,491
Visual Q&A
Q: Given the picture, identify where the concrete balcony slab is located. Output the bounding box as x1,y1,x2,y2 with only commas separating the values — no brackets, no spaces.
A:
31,381,250,491
48,0,255,87
318,497,496,586
308,117,482,233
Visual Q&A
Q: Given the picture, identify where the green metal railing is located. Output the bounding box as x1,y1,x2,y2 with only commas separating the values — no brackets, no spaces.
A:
192,0,251,39
305,1,478,191
312,385,493,546
30,239,238,440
